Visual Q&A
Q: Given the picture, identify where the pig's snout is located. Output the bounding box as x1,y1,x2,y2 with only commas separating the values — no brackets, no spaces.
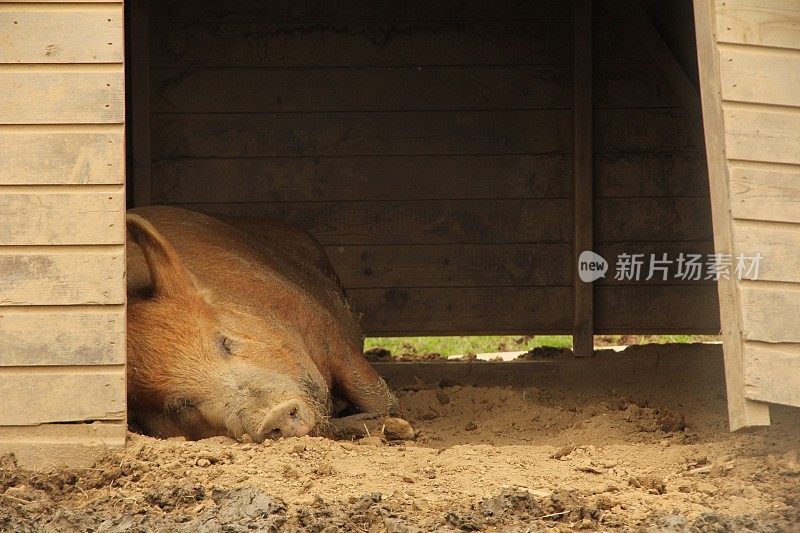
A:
256,399,314,440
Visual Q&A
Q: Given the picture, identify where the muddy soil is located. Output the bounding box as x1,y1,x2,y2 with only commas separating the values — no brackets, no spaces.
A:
2,349,799,532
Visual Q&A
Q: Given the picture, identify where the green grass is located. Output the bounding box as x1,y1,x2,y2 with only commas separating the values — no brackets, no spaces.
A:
364,334,719,357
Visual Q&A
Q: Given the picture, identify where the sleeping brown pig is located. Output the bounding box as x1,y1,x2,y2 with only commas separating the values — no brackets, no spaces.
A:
126,206,396,441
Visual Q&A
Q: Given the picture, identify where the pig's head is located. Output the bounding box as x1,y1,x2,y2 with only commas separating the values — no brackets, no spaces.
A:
126,214,330,442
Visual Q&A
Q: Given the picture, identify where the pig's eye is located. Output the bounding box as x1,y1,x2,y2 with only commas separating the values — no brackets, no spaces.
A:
218,335,234,357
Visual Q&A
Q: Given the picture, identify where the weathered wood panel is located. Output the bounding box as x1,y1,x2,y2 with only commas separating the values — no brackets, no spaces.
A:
0,306,125,366
0,368,125,425
0,422,126,469
595,153,708,197
0,8,123,63
189,197,711,245
733,220,800,283
719,46,800,108
352,284,719,335
594,197,712,242
744,342,800,407
0,128,124,184
715,0,800,50
152,110,571,157
152,152,709,204
152,109,700,158
152,63,678,113
724,106,800,165
0,191,124,245
0,72,124,124
152,0,574,22
190,200,571,245
739,283,800,343
328,244,572,288
0,249,125,305
151,19,647,68
152,155,570,203
695,0,771,428
729,163,800,223
327,241,715,289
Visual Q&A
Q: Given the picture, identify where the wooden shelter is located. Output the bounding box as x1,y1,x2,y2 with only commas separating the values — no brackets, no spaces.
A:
0,0,797,467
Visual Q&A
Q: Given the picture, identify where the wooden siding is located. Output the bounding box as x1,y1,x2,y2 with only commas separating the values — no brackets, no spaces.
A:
0,0,126,467
137,0,717,335
696,0,800,426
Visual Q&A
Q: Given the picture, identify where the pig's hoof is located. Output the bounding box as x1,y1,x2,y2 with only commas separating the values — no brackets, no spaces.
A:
383,417,415,441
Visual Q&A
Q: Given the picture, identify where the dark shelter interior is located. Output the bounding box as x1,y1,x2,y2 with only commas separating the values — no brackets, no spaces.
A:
124,0,716,344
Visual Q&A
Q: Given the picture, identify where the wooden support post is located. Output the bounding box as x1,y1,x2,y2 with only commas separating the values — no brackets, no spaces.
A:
692,0,770,430
573,0,594,357
129,0,152,207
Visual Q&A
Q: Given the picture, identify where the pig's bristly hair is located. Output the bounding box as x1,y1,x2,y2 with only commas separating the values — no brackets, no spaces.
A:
126,213,200,300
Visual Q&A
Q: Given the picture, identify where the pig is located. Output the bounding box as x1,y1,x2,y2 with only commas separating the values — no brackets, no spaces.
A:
126,206,397,442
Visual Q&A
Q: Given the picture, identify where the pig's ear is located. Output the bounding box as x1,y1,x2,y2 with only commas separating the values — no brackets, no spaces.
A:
126,214,199,299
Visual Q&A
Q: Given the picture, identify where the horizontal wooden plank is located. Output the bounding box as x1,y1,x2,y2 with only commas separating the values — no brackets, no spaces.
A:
151,18,647,68
739,282,800,343
719,46,800,108
0,127,124,184
152,155,570,202
186,197,713,245
329,244,571,288
0,8,123,63
350,284,719,334
152,110,571,157
0,248,124,305
152,108,699,158
152,0,574,22
744,342,800,406
595,108,702,153
723,105,800,165
153,152,707,204
0,368,125,425
0,306,124,366
733,220,800,283
594,284,720,332
0,71,124,124
0,191,124,245
0,422,126,469
729,163,800,223
189,200,571,245
595,152,708,197
152,63,677,113
595,197,713,242
715,0,800,50
327,241,715,289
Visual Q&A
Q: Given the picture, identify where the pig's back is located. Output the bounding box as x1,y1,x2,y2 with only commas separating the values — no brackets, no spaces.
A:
126,206,360,346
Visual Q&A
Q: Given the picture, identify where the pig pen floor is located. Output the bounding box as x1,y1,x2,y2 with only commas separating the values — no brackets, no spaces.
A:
2,344,800,532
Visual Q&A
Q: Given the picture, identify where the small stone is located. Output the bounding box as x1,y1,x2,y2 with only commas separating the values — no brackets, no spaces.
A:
196,458,211,467
316,462,334,476
283,465,300,478
696,481,718,495
358,436,384,446
401,475,415,483
291,443,307,454
465,421,478,431
550,444,575,460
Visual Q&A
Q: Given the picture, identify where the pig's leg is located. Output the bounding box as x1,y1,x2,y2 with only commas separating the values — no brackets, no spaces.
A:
334,354,398,415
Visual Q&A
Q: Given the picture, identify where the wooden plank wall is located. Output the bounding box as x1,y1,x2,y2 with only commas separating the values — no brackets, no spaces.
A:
141,0,717,335
0,0,127,467
710,0,800,409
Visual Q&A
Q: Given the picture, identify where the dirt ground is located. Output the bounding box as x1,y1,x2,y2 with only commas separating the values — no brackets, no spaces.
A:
2,345,799,532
